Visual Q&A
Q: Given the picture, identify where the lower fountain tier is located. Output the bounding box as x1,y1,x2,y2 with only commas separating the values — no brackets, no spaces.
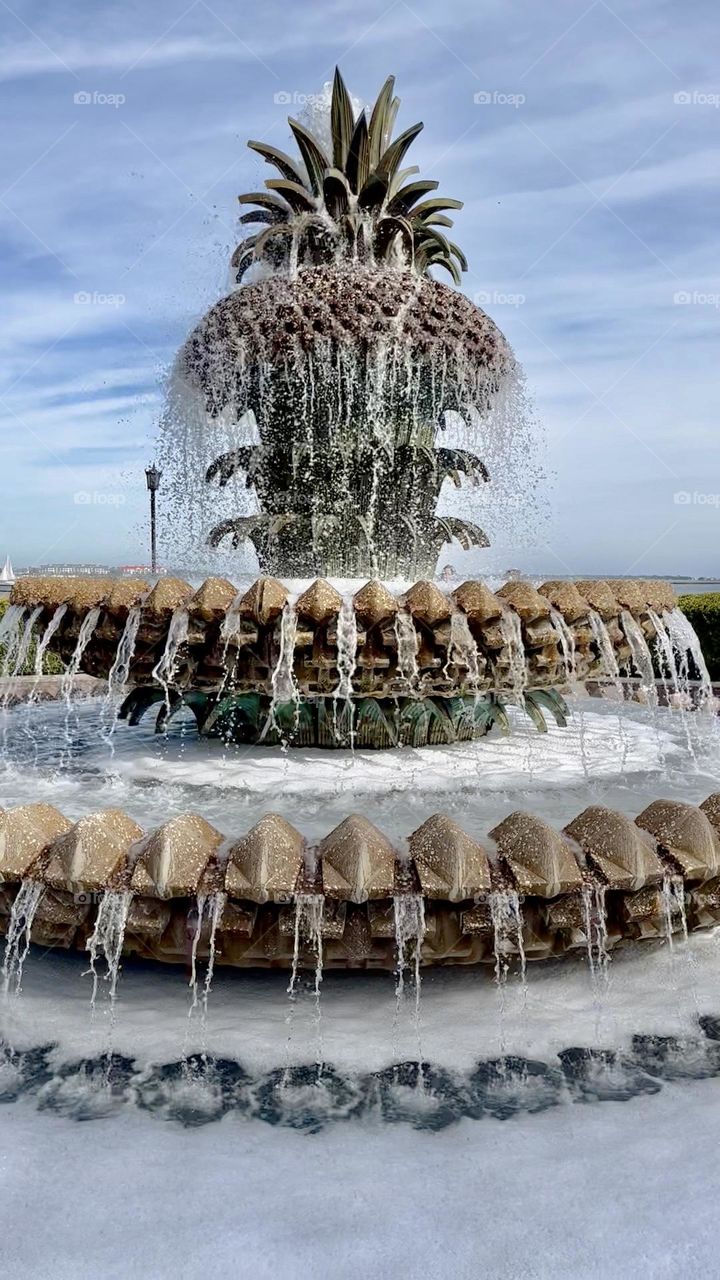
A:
7,574,683,744
2,795,720,969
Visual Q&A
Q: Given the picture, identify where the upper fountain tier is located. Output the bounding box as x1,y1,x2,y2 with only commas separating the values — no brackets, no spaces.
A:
168,69,517,580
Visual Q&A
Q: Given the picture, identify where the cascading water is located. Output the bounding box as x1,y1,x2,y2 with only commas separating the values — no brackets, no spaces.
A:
86,889,133,1017
2,880,44,996
152,607,189,723
621,610,658,706
394,608,420,690
0,606,26,679
445,611,481,689
580,881,610,1037
588,610,621,690
286,892,325,1070
393,892,425,1063
60,607,102,756
665,607,714,713
332,597,357,745
101,606,142,746
269,602,300,740
550,608,577,683
31,605,67,687
1,606,42,706
187,891,227,1036
489,889,527,1051
499,608,527,701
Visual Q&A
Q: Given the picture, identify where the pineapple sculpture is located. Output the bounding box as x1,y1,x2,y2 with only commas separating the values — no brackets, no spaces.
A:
180,69,514,578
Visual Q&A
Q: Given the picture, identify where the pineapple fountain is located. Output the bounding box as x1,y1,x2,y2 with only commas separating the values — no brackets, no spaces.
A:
1,70,719,999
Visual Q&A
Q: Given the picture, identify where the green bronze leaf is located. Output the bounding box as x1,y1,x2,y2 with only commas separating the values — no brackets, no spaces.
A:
368,74,396,168
331,67,355,170
247,140,308,188
288,117,330,194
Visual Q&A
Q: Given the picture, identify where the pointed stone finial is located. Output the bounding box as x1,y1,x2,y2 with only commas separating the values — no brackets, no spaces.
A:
539,581,588,623
320,814,396,902
225,813,304,903
452,580,502,623
352,580,398,626
409,813,491,901
11,577,73,609
188,577,237,621
404,580,453,626
490,811,582,897
238,577,288,625
701,793,720,835
295,579,343,625
104,579,149,612
68,578,112,612
564,805,662,891
636,799,720,882
43,809,144,893
0,803,72,882
574,580,619,620
496,581,552,621
605,580,647,614
130,814,223,898
143,578,193,616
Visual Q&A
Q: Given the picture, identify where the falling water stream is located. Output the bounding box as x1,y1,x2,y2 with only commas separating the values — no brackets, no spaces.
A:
2,880,44,996
152,608,189,725
394,608,420,690
499,609,527,701
333,597,358,745
393,892,426,1066
285,892,325,1073
86,889,133,1018
270,603,300,741
621,611,658,706
488,890,528,1055
445,611,481,689
665,607,714,712
101,606,143,747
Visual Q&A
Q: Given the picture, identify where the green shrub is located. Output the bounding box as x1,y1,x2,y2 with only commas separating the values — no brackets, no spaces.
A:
679,593,720,680
0,598,65,676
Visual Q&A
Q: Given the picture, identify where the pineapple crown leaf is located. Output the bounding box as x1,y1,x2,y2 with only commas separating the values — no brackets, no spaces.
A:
234,66,466,282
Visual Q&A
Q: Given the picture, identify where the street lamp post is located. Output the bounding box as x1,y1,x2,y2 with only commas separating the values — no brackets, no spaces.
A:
144,464,162,575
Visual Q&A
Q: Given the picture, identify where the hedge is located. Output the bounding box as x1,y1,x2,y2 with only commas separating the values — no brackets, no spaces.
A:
678,593,720,681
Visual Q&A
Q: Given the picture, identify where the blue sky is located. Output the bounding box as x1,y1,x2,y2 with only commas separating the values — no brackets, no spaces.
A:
0,0,718,576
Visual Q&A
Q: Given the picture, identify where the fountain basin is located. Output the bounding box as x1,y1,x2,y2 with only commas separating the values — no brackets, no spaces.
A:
6,574,679,745
2,796,720,971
